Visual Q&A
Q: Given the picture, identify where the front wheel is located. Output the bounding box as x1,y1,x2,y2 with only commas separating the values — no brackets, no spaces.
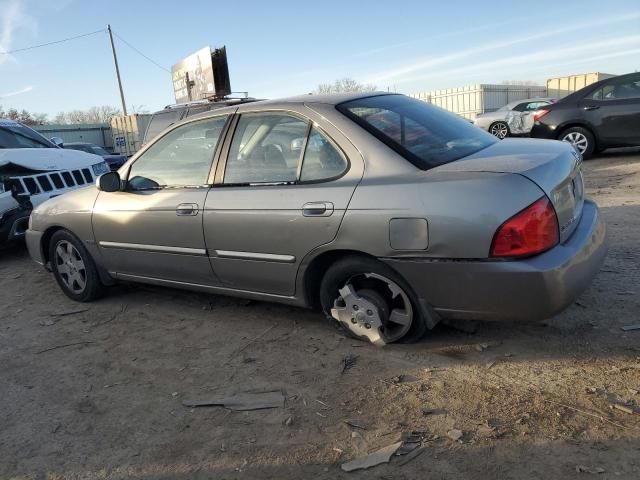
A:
319,257,428,346
49,230,105,302
560,126,595,158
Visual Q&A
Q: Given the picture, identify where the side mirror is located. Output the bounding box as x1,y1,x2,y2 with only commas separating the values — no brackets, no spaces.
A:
96,171,121,192
50,137,64,148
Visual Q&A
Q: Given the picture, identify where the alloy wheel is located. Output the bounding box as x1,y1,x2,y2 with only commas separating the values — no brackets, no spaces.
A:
330,273,413,346
490,122,509,139
54,240,87,294
562,132,589,154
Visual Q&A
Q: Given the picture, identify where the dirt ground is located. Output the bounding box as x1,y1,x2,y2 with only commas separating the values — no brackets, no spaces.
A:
1,149,639,480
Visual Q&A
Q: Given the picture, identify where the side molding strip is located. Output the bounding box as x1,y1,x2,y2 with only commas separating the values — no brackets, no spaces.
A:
99,241,206,256
214,250,296,263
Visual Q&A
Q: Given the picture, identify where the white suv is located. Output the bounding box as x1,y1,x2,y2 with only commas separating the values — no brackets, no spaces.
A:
1,119,109,245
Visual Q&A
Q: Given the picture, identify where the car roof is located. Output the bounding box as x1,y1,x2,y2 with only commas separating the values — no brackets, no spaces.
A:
504,97,555,108
65,142,94,146
186,92,395,121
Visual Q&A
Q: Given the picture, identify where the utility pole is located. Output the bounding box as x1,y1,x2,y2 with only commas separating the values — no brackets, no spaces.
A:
107,24,127,116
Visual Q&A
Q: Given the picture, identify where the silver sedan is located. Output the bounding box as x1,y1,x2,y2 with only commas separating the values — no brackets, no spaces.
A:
26,93,607,346
474,98,555,138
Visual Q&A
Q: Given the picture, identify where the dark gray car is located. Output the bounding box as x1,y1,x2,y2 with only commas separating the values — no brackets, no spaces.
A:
26,93,607,346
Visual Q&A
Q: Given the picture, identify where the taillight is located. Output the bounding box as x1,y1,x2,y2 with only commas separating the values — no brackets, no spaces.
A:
490,197,559,258
532,109,549,122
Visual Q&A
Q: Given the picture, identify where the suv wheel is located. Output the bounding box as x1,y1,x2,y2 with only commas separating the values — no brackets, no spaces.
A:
49,230,105,302
560,127,595,158
319,256,429,346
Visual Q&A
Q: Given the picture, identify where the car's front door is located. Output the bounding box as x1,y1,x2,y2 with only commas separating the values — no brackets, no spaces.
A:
580,75,640,146
92,115,229,285
203,110,364,296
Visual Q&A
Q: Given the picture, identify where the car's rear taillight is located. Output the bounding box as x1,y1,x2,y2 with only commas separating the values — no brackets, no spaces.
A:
532,109,549,122
490,197,559,258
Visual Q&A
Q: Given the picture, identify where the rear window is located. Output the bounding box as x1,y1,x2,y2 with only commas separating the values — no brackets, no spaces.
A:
337,95,497,169
144,109,185,143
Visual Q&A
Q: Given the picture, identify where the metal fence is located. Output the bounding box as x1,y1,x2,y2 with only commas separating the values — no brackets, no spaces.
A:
411,84,548,120
33,124,113,151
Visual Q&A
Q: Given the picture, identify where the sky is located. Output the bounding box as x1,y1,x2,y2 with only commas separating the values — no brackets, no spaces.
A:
0,0,639,117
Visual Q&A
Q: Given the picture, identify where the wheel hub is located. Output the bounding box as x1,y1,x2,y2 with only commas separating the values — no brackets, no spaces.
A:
330,273,414,346
331,284,386,346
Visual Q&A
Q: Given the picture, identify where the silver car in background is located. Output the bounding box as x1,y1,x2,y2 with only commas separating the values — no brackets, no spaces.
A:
474,98,556,138
26,93,606,346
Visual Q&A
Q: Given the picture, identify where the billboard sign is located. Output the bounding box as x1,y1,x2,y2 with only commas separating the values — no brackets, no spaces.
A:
172,46,215,104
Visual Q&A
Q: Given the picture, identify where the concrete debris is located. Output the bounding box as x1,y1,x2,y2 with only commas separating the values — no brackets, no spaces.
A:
391,374,418,384
447,429,463,441
50,308,89,317
576,465,605,474
475,343,489,352
621,323,640,331
283,415,294,426
344,420,367,430
342,354,358,373
585,387,597,394
396,447,425,466
182,390,284,411
340,441,402,472
611,403,634,415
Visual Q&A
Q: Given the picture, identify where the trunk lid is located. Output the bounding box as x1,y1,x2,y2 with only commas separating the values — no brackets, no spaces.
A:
433,138,584,242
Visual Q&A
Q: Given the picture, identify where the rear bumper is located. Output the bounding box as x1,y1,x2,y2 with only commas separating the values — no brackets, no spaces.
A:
530,123,557,140
383,200,607,322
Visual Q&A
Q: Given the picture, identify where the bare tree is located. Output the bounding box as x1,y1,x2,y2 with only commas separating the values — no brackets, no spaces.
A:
315,77,377,94
51,105,122,125
0,106,47,125
129,104,150,114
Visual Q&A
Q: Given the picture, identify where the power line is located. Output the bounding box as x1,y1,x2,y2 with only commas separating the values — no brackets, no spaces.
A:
0,28,106,55
112,31,171,73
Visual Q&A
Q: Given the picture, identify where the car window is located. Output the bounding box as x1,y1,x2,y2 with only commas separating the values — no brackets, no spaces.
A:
299,127,348,181
512,102,528,112
0,121,53,148
128,116,227,190
338,95,497,169
144,109,185,142
590,79,640,101
524,101,549,111
224,113,308,184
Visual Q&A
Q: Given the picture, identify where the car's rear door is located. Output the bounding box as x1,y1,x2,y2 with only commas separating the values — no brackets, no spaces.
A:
92,114,230,285
203,107,364,296
580,75,640,146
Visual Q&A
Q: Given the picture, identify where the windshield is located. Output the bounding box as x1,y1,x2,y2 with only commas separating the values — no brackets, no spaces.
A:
0,121,54,149
67,144,109,156
337,95,497,169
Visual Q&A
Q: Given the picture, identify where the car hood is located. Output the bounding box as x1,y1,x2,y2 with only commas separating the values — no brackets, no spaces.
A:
433,138,584,242
0,148,103,171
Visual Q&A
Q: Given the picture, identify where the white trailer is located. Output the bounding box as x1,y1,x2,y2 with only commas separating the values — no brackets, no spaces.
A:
410,84,548,120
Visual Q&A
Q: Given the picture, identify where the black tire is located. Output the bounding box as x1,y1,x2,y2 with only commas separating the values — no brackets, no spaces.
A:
319,256,429,344
558,126,595,159
489,121,510,139
49,229,105,302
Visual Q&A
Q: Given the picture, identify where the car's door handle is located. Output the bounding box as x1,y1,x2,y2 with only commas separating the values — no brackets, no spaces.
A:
176,203,199,216
302,201,334,217
583,105,600,111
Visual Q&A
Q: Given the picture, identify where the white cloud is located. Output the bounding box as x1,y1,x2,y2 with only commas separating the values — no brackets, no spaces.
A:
0,0,38,66
397,34,640,87
0,85,33,97
365,11,640,84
